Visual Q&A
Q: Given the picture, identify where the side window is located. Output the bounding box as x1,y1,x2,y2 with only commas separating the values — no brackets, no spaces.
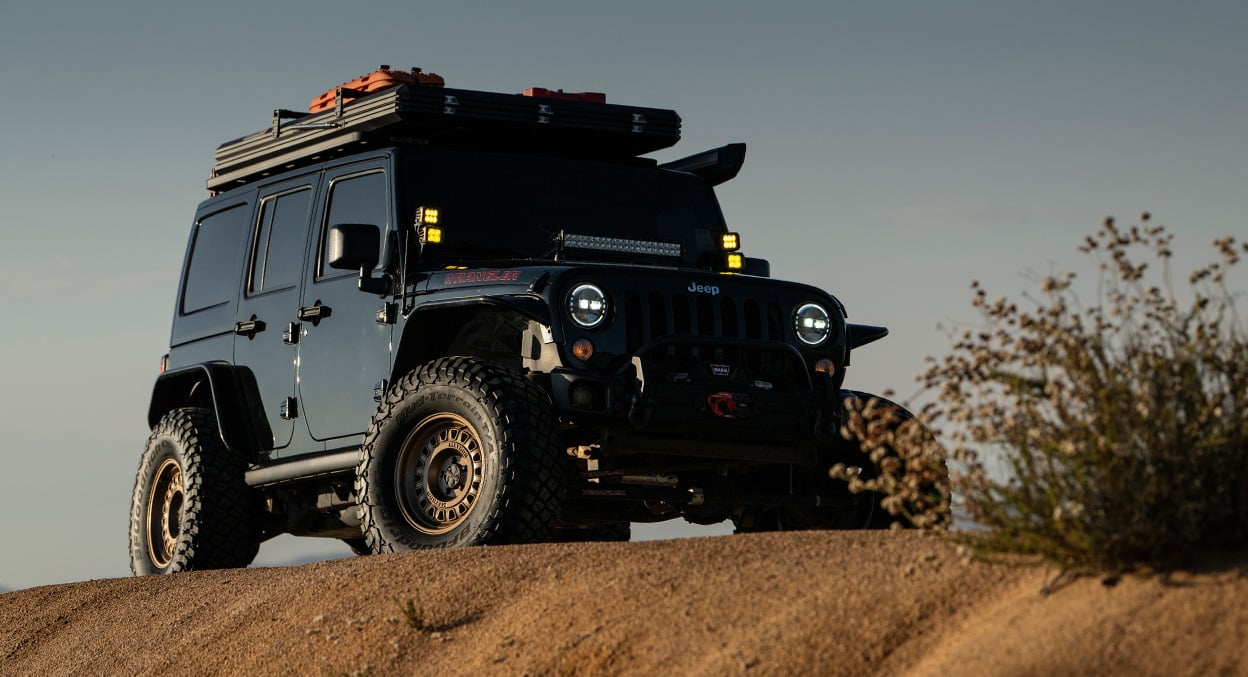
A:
318,171,387,279
249,187,313,294
181,204,248,314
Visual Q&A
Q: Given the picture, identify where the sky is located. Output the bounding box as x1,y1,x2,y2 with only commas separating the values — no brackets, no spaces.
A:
1,1,1245,591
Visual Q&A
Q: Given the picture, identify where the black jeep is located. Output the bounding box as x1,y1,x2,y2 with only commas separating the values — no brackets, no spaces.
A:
130,67,932,574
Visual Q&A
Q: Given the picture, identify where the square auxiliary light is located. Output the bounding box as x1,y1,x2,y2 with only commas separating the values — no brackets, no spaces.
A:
415,206,442,245
726,253,744,270
721,232,740,251
416,206,439,225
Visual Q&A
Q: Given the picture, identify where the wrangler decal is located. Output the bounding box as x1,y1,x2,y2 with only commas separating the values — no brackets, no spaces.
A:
441,269,523,285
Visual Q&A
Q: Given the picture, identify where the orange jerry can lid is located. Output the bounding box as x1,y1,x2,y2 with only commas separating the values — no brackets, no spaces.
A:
522,87,606,103
309,65,445,113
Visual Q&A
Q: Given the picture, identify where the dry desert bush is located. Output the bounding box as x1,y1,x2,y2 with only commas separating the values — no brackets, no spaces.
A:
837,214,1248,570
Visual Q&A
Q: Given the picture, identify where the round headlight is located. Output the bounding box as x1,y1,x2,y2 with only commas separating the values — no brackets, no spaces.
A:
794,303,832,346
567,283,609,328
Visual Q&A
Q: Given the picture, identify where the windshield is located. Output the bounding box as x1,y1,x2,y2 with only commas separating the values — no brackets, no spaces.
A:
399,150,728,268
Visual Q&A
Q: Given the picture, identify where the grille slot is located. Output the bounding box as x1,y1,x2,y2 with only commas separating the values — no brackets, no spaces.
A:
720,298,740,338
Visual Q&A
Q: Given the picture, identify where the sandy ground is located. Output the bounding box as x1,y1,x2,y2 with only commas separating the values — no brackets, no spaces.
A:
2,532,1246,676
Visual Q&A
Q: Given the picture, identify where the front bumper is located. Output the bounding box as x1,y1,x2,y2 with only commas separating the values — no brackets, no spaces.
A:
546,336,841,464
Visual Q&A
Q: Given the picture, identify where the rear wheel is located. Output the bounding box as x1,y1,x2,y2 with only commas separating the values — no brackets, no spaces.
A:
129,408,261,575
731,465,883,533
554,522,631,542
734,394,948,533
357,358,565,551
835,392,950,529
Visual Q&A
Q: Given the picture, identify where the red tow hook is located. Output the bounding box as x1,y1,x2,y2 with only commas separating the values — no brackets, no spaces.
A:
707,392,739,419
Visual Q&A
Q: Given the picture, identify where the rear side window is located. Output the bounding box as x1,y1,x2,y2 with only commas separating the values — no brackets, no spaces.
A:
318,171,387,279
249,187,313,294
181,204,248,314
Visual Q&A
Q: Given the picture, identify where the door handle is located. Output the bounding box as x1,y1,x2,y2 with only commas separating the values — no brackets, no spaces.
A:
233,318,266,338
296,304,332,321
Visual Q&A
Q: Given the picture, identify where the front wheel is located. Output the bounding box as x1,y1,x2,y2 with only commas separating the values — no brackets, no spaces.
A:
129,408,261,574
356,358,565,551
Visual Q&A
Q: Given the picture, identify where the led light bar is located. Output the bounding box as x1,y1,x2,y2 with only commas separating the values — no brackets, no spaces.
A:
562,233,682,258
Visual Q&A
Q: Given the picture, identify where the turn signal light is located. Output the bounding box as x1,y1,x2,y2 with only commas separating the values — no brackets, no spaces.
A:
571,338,595,361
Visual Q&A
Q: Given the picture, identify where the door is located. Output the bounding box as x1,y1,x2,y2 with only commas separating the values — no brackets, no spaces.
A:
170,201,251,366
296,163,395,443
234,178,317,452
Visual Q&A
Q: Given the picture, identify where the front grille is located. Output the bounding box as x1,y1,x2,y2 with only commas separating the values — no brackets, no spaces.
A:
622,290,786,347
621,290,799,385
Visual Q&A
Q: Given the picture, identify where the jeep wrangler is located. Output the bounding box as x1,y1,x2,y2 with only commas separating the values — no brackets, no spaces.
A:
129,67,938,574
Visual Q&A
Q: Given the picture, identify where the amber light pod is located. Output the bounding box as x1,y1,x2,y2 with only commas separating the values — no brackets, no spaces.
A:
415,206,443,245
571,338,596,361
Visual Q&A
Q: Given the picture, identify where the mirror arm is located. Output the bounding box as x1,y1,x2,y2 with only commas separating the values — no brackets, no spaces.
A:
357,266,392,296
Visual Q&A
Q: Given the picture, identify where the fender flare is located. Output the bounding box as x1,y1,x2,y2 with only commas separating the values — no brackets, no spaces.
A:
391,294,552,380
846,323,889,350
408,294,551,326
147,362,268,459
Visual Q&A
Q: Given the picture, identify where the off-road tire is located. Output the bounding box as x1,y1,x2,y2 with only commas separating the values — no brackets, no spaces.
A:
792,392,949,530
730,509,783,534
554,522,631,542
732,491,881,533
734,393,950,533
356,357,564,551
129,408,261,575
840,391,950,529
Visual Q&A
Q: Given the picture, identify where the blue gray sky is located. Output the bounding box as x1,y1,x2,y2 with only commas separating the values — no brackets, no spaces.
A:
2,1,1245,590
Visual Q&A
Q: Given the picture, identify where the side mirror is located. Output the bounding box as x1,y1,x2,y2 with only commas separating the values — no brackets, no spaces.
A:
327,224,391,295
328,224,380,270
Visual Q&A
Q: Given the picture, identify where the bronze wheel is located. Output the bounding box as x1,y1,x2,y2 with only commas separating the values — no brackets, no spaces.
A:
395,413,485,535
357,358,565,551
145,458,185,568
129,408,261,575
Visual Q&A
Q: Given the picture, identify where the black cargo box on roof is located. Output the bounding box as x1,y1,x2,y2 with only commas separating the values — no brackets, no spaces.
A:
208,84,682,192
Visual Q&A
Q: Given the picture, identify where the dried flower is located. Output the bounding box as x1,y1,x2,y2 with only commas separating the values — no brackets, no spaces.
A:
844,214,1248,571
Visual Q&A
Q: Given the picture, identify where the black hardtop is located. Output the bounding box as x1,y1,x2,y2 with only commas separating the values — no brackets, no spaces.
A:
208,82,682,193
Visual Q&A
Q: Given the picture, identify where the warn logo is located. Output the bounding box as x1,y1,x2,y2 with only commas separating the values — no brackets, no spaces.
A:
688,282,720,296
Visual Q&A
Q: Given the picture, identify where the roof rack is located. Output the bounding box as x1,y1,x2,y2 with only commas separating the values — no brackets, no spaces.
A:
208,83,681,192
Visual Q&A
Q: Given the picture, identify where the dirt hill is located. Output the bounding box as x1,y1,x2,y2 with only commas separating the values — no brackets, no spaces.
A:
2,532,1245,676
